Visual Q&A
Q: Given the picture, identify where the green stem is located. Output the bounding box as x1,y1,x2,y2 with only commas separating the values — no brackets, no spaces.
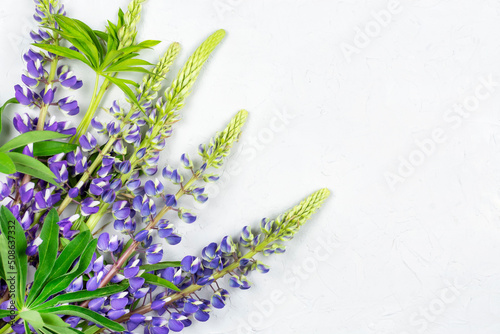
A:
0,315,20,334
71,76,110,143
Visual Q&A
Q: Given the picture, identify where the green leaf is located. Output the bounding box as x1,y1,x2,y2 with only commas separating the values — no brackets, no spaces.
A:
0,98,19,134
0,131,69,152
33,280,129,310
39,313,70,327
139,261,181,272
0,206,28,309
53,15,100,67
93,30,108,42
39,305,125,332
0,234,8,281
0,152,16,174
19,310,44,328
34,44,91,67
27,209,60,305
46,231,91,281
82,326,101,334
43,325,84,334
103,75,144,113
30,239,97,307
69,18,105,62
0,308,15,318
43,325,83,334
33,141,78,156
11,141,78,157
5,152,58,187
140,273,180,291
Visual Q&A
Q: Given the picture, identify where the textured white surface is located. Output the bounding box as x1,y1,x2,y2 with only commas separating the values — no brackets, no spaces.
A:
2,0,500,333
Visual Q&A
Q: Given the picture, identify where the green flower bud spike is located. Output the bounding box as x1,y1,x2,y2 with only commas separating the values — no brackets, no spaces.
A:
135,42,182,105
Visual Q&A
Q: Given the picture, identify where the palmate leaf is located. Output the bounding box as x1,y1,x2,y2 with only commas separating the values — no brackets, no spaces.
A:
26,209,60,305
19,310,44,328
35,44,91,67
38,305,125,332
53,15,101,67
30,239,97,307
45,230,91,281
0,206,28,309
39,313,70,328
0,131,69,153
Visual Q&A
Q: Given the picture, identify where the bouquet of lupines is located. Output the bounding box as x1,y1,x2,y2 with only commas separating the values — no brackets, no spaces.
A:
0,1,329,333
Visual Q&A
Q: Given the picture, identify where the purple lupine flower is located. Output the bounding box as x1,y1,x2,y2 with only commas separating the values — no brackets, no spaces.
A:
88,297,106,312
127,314,149,331
126,179,141,192
19,182,34,203
41,85,55,104
220,236,235,254
164,194,177,208
211,289,229,309
108,121,122,136
26,59,43,78
49,161,68,183
56,121,76,135
178,210,196,224
181,256,201,275
58,96,79,115
58,214,79,239
89,178,109,196
13,113,33,133
87,270,104,291
79,132,97,152
81,197,100,216
97,232,119,253
144,179,164,196
151,317,170,334
123,256,142,278
21,74,39,87
256,262,270,274
168,313,187,332
112,201,131,220
14,84,33,105
59,70,77,88
162,166,182,184
110,291,129,310
146,244,163,264
0,182,10,201
66,276,83,292
128,277,145,293
34,188,57,211
180,153,193,169
194,303,211,322
116,160,131,174
91,118,105,132
68,187,79,198
132,195,156,217
135,230,150,242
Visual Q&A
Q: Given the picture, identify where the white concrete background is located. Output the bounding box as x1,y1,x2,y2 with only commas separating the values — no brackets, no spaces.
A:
1,0,500,333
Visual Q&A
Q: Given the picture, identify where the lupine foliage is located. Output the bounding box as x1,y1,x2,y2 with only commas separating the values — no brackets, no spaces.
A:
0,1,329,333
